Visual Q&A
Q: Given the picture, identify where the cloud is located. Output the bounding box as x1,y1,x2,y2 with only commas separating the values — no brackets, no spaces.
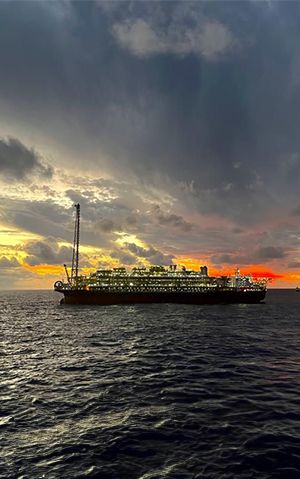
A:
24,240,73,266
211,246,286,265
2,1,300,288
255,246,285,259
0,193,117,250
125,242,174,266
152,205,192,232
95,218,119,233
0,0,299,226
198,22,237,60
0,137,53,181
125,215,138,229
0,257,21,268
112,16,237,61
0,198,74,242
210,252,253,266
287,261,300,269
290,204,300,216
110,249,136,265
113,19,165,57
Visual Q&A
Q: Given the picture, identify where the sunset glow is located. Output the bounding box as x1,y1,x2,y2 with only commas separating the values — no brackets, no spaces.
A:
1,1,300,289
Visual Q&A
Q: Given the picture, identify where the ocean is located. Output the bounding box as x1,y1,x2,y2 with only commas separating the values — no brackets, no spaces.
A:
1,289,300,479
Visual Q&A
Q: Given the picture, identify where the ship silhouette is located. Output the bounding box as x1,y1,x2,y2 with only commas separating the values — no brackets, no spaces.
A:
54,205,269,305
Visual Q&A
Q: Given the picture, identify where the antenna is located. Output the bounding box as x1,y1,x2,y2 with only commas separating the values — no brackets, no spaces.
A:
71,204,80,286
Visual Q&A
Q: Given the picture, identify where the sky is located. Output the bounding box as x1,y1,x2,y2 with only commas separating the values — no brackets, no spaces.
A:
1,0,300,288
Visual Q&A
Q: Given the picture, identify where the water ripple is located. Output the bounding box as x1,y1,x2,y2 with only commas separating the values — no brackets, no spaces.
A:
1,290,300,478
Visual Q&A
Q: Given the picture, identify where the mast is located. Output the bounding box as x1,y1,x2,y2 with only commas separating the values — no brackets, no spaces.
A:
71,204,80,286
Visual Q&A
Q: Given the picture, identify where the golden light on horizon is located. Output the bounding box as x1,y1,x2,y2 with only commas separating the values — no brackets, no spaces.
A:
0,224,42,247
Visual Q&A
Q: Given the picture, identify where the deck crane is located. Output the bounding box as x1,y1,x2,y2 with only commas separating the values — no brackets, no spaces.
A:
64,264,71,284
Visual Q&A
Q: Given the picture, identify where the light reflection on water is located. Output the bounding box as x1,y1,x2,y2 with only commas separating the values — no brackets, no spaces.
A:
1,290,300,478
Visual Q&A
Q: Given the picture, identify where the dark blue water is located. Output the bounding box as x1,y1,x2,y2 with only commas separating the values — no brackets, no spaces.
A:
1,290,300,479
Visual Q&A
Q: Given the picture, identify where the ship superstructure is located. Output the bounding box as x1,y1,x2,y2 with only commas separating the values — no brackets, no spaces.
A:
54,205,268,305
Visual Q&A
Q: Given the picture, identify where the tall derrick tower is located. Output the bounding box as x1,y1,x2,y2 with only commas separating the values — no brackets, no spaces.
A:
71,204,80,286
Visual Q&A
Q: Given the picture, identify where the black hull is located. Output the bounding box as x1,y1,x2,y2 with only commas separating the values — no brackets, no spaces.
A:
57,289,266,305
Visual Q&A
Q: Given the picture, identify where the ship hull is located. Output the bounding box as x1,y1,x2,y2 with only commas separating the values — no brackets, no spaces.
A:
57,289,266,305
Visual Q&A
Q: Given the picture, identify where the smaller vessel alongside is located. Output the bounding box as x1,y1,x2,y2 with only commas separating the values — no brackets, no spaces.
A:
54,205,269,305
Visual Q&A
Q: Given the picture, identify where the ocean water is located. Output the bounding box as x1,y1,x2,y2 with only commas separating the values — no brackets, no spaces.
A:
1,290,300,479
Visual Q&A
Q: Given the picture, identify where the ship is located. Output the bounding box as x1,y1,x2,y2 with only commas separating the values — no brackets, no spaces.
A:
54,205,268,305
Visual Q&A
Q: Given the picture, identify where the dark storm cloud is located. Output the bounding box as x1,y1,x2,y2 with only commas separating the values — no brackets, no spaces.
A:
125,215,138,229
210,252,254,266
0,198,74,241
65,190,131,222
110,249,136,265
65,189,141,235
95,218,119,233
125,242,174,266
152,205,192,232
211,245,286,266
23,237,95,268
255,246,285,260
0,194,117,250
24,240,73,266
1,1,300,226
0,137,53,181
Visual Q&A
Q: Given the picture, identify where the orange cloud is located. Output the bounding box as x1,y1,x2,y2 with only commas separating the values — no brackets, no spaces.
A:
23,263,95,278
176,256,287,283
23,263,65,276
